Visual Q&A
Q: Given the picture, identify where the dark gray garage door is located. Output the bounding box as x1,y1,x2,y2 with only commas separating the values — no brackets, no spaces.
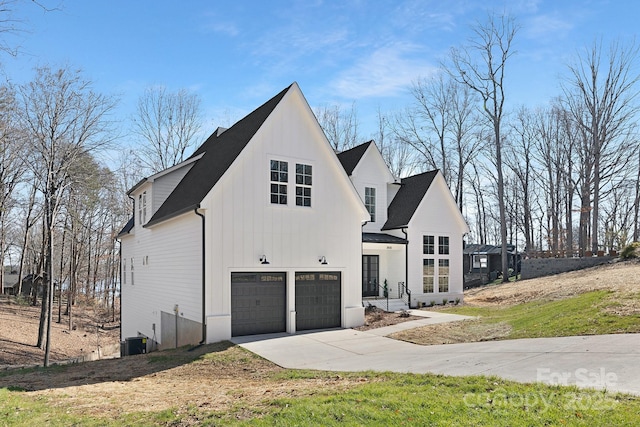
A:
231,272,286,336
295,272,341,331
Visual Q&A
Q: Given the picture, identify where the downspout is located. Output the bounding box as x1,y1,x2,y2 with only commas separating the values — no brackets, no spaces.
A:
401,228,410,308
194,207,206,344
120,194,135,343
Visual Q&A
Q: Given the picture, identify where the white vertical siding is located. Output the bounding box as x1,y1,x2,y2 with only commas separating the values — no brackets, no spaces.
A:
201,86,368,340
120,212,202,345
151,164,195,213
347,144,394,233
405,173,469,304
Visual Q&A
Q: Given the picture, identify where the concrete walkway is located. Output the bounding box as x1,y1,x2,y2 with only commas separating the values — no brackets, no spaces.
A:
232,312,640,396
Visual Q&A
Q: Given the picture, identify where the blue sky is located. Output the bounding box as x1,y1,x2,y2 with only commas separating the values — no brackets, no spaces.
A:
3,0,639,148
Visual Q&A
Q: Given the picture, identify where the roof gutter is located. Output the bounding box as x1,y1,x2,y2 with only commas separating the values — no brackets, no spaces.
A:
194,206,207,345
402,228,411,309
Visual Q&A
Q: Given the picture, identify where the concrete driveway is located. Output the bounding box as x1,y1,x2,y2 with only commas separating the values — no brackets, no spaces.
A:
231,312,640,396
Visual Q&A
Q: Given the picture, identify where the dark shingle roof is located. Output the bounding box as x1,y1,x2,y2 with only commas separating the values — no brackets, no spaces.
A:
116,216,134,238
362,232,407,244
145,84,293,227
336,141,373,176
382,170,438,230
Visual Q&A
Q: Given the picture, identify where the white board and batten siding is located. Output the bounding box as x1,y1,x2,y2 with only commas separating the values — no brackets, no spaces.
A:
201,86,368,342
120,209,202,344
406,172,469,305
348,144,395,234
150,163,195,213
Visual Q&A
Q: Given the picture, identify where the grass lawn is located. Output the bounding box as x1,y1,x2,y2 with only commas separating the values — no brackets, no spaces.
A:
2,368,639,426
446,290,640,339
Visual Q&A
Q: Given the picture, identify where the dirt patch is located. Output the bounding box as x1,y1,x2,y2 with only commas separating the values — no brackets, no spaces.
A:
0,343,367,421
389,319,512,345
464,259,640,307
0,297,120,368
354,306,419,331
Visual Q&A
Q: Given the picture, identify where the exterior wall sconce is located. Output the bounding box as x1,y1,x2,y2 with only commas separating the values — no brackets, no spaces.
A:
319,256,328,265
260,255,270,265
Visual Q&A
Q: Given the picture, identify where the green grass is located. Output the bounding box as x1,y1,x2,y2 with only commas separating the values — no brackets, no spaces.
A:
3,372,639,426
444,290,640,339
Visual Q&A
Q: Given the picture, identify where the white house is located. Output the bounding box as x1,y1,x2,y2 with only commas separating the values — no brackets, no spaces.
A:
337,141,469,307
118,83,469,349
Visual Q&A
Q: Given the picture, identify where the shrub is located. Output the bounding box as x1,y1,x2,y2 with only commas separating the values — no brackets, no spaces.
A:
620,242,640,259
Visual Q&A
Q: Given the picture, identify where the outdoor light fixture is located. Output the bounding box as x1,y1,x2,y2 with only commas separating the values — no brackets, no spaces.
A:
260,255,270,265
319,256,328,265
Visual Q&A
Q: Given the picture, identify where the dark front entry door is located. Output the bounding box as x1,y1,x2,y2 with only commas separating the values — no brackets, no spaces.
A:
362,255,379,297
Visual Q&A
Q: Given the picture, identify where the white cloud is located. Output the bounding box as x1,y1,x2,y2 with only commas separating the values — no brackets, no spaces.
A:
328,43,438,99
524,13,574,41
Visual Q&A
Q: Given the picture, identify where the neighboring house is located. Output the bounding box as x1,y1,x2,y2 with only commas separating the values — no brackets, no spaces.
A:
463,243,519,286
118,83,471,349
337,142,469,307
118,83,370,348
3,273,43,297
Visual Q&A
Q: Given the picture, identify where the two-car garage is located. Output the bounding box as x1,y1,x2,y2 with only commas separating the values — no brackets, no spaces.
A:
231,272,341,337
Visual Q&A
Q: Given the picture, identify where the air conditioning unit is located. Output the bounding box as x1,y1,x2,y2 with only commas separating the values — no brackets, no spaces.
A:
120,336,147,356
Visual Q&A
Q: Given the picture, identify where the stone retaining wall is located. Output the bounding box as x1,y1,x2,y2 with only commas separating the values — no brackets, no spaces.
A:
520,256,613,280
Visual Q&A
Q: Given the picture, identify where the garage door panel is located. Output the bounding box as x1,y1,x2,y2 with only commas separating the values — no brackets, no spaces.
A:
295,272,341,331
231,272,286,337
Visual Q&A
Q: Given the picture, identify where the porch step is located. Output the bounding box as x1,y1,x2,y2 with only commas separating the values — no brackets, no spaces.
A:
363,298,409,312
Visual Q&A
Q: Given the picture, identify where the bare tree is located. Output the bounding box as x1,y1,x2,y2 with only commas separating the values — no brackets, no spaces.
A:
448,13,518,281
132,86,203,174
315,102,361,152
372,108,418,178
17,65,117,366
506,106,538,253
561,39,640,254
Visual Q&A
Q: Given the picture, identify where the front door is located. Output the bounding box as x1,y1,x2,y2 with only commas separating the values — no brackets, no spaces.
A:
362,255,379,297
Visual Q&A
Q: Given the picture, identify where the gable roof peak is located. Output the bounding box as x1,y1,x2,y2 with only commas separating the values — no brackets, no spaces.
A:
336,140,375,176
145,83,295,227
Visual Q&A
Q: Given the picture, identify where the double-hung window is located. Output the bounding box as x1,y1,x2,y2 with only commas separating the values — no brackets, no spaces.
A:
439,236,449,255
295,163,312,207
423,234,450,294
365,187,376,222
438,259,449,292
137,191,148,225
270,160,288,205
423,235,435,255
423,259,434,293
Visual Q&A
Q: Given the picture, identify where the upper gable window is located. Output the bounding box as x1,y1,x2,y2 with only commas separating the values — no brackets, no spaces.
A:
423,235,435,254
270,160,288,205
138,191,148,225
439,236,449,255
295,163,312,207
365,187,376,222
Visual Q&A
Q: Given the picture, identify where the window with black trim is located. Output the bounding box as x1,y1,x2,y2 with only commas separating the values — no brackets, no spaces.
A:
295,163,312,207
439,236,449,255
423,235,434,254
438,259,449,292
365,187,376,222
270,160,288,204
423,259,434,293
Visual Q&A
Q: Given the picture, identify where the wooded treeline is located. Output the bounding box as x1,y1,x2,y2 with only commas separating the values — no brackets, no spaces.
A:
317,17,640,263
1,9,640,364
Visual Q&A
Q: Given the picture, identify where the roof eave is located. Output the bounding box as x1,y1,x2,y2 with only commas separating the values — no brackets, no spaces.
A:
144,204,201,228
